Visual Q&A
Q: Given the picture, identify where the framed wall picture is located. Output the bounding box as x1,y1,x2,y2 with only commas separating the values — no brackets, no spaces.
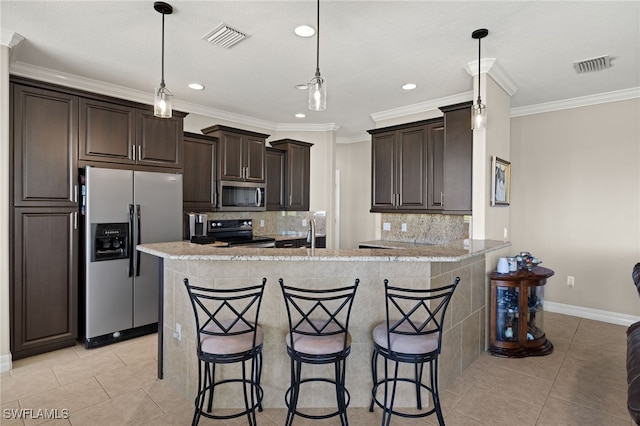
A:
491,156,511,206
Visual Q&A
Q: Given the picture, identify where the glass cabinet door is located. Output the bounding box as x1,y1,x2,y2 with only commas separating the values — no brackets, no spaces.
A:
496,286,519,342
526,286,545,342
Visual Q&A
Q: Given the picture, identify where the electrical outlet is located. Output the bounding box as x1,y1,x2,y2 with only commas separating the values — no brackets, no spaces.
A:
383,222,391,231
174,323,182,340
401,223,408,232
302,219,307,227
259,219,265,227
567,276,575,287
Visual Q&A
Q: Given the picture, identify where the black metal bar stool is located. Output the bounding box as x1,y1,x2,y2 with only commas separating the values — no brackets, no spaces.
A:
369,277,460,426
278,278,359,426
183,277,267,426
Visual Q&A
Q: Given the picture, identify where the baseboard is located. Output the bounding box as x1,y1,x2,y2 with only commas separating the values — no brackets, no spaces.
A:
546,301,640,327
0,353,12,373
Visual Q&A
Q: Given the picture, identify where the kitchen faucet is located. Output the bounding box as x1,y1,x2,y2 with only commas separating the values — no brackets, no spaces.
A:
307,219,316,249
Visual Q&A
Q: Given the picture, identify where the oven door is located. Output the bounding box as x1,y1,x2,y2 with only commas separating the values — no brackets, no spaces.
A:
219,181,265,211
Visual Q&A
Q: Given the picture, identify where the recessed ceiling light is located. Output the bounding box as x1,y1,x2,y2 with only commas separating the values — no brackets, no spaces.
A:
402,83,417,90
295,83,309,90
294,25,315,38
295,113,306,118
188,83,204,90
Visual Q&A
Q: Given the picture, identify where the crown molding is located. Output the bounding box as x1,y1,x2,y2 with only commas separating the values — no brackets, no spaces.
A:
370,91,473,123
464,58,519,96
510,87,640,117
275,122,341,133
1,30,24,49
336,134,370,144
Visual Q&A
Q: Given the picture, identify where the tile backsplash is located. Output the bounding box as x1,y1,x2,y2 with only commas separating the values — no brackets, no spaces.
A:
203,211,326,236
381,213,469,244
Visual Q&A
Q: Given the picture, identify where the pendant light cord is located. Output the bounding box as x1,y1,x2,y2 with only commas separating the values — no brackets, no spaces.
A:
315,0,320,76
161,12,166,86
477,35,481,104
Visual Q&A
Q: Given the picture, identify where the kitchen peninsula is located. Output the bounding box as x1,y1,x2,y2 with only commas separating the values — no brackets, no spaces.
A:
138,239,509,409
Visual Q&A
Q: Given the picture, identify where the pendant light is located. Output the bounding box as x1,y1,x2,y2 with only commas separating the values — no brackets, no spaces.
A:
308,0,326,111
154,2,173,118
471,28,488,130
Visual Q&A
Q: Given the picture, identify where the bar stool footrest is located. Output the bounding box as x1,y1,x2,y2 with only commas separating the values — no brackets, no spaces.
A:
285,377,351,420
195,378,264,420
370,377,437,419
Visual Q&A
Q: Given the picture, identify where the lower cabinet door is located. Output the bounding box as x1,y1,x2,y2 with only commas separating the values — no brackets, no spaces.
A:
12,207,78,359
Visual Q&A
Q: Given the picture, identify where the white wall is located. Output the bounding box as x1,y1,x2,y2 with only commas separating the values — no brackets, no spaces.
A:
336,140,375,248
1,45,12,372
510,98,640,316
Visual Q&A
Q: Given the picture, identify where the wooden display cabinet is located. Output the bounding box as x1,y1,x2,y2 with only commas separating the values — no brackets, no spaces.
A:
489,266,555,358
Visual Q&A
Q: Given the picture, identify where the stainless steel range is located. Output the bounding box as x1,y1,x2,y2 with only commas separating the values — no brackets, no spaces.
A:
208,219,276,248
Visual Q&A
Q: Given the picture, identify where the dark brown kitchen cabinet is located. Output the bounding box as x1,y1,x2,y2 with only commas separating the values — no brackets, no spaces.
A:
266,148,285,210
268,139,313,211
12,84,79,207
440,102,473,214
427,122,445,210
79,98,136,165
79,95,184,169
11,207,78,360
136,110,183,169
183,132,218,211
201,125,269,183
369,121,439,212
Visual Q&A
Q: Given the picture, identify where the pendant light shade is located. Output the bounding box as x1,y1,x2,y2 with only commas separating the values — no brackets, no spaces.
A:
308,0,326,111
471,28,488,130
154,2,173,118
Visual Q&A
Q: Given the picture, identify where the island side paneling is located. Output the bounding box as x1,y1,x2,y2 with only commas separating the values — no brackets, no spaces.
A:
160,255,486,409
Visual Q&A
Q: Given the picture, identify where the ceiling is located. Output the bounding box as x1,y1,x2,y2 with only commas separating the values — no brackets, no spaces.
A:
2,1,639,140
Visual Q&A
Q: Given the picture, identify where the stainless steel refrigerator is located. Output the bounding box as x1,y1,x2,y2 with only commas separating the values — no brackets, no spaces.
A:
81,166,182,348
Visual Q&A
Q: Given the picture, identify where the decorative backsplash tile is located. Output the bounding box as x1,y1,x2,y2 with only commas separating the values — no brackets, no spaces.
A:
380,213,469,244
204,211,326,236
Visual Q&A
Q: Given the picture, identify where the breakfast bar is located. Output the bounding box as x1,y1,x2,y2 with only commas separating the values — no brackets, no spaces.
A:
138,239,509,409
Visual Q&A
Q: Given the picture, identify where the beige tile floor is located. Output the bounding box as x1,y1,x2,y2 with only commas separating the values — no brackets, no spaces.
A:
0,312,632,425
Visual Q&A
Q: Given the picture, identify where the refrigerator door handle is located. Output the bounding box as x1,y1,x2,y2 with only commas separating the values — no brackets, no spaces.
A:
256,187,262,207
128,204,135,277
136,204,141,276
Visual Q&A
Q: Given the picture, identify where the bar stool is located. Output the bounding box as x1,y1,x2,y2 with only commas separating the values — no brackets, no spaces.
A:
369,277,460,426
183,277,267,426
278,278,359,426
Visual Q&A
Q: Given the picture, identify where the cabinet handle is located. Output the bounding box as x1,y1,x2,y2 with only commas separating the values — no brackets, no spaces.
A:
289,195,292,206
440,192,444,206
73,211,77,230
74,184,78,203
132,145,136,161
138,145,142,162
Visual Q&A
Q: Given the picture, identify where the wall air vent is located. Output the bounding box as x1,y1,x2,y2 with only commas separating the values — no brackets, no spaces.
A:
202,23,249,49
573,55,612,73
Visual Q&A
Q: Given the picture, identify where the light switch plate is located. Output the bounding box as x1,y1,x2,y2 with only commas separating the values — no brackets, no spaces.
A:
383,222,391,231
401,223,407,232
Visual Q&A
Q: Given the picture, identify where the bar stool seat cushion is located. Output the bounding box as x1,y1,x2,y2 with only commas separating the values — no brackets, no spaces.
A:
286,320,351,355
373,321,439,355
201,320,263,355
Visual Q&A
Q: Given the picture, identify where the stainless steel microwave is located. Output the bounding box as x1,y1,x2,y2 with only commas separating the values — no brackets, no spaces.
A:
219,181,266,211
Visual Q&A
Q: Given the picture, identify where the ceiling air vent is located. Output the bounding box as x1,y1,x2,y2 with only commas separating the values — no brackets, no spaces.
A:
203,23,249,49
573,55,612,73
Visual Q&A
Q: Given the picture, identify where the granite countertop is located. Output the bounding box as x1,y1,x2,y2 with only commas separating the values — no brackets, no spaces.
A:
138,239,510,262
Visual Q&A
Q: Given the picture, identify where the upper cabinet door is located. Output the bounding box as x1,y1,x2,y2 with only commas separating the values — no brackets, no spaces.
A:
266,148,285,211
371,132,397,210
79,98,135,165
12,84,78,207
285,142,310,210
442,104,473,214
427,122,445,210
396,126,428,210
183,133,217,211
244,136,266,182
219,131,245,181
136,111,183,169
